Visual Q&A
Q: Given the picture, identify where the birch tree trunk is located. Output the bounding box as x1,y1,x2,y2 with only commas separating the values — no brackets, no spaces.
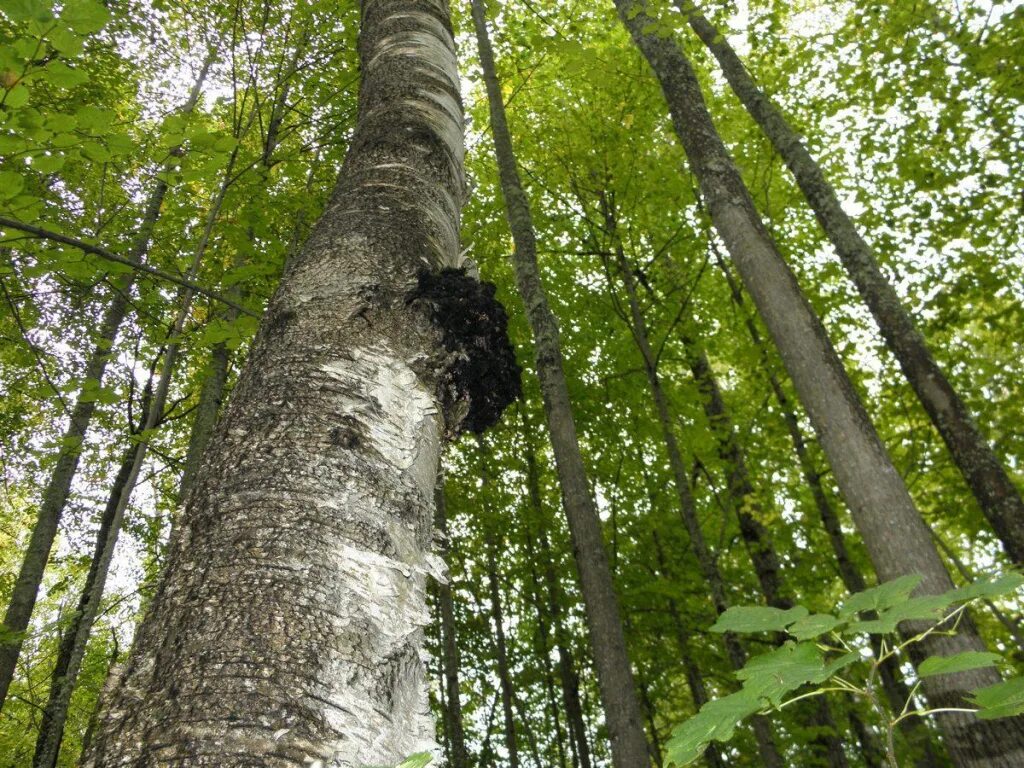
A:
0,58,212,711
84,1,477,764
615,2,1024,764
469,3,651,765
680,0,1024,565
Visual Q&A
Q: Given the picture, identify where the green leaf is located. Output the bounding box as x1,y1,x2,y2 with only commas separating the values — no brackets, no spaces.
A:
838,575,922,617
47,26,83,55
919,652,1001,679
43,60,89,89
4,83,29,108
78,378,119,404
952,572,1024,603
665,689,763,766
81,140,110,162
969,677,1024,720
710,605,808,634
844,593,954,635
60,0,110,34
0,170,25,199
787,613,842,641
395,754,432,768
736,642,830,706
31,152,64,172
1,0,53,23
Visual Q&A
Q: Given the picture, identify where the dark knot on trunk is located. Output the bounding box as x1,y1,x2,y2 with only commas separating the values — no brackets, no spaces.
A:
409,267,521,435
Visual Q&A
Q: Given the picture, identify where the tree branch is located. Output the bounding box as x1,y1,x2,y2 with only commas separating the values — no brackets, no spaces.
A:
0,216,260,318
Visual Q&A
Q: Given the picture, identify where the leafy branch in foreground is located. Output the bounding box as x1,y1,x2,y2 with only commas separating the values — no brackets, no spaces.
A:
666,571,1024,767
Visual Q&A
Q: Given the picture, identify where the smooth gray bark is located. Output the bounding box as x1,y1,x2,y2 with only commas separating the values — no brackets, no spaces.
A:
615,2,1024,764
680,0,1024,565
714,245,946,768
0,58,212,712
469,3,651,765
85,1,471,764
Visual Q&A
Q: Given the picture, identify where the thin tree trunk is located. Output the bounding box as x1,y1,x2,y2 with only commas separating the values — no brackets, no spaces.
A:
680,0,1024,565
177,45,299,501
0,58,212,711
85,1,474,763
522,524,570,768
469,3,650,765
435,477,469,768
650,532,726,768
615,3,1024,763
521,420,593,768
30,376,153,768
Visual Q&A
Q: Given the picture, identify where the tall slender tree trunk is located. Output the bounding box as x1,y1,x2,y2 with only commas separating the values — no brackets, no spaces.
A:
714,246,946,768
0,60,212,712
435,477,469,768
615,3,1024,764
650,532,726,768
521,420,593,768
469,4,650,765
84,1,481,763
177,46,299,501
30,376,153,768
680,0,1024,565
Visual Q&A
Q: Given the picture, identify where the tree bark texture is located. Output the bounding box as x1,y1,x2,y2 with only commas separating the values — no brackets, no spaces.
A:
615,3,1024,764
85,1,470,764
469,3,651,766
681,0,1024,565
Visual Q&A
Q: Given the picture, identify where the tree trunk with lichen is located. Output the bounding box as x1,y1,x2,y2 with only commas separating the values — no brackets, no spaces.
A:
84,2,517,765
680,0,1024,566
616,2,1024,764
470,2,652,765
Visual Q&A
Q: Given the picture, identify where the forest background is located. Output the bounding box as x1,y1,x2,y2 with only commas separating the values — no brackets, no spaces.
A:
0,0,1022,766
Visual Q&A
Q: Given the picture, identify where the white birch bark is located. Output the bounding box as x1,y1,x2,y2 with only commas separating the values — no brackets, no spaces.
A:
85,2,469,765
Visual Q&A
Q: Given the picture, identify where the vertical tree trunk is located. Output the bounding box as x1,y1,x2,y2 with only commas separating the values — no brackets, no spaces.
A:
650,532,726,768
85,1,477,763
32,136,244,766
680,0,1024,565
469,3,651,765
521,421,593,768
30,377,153,768
715,246,946,768
0,59,212,711
435,478,469,768
615,3,1024,764
177,46,299,501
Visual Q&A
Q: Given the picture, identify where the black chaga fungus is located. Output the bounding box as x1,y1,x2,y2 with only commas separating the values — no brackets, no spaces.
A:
410,267,522,434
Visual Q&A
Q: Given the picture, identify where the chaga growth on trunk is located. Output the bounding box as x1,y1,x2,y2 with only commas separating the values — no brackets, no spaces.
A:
410,267,522,434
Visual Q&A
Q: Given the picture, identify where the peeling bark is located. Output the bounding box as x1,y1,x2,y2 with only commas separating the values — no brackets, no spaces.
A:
85,2,483,764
